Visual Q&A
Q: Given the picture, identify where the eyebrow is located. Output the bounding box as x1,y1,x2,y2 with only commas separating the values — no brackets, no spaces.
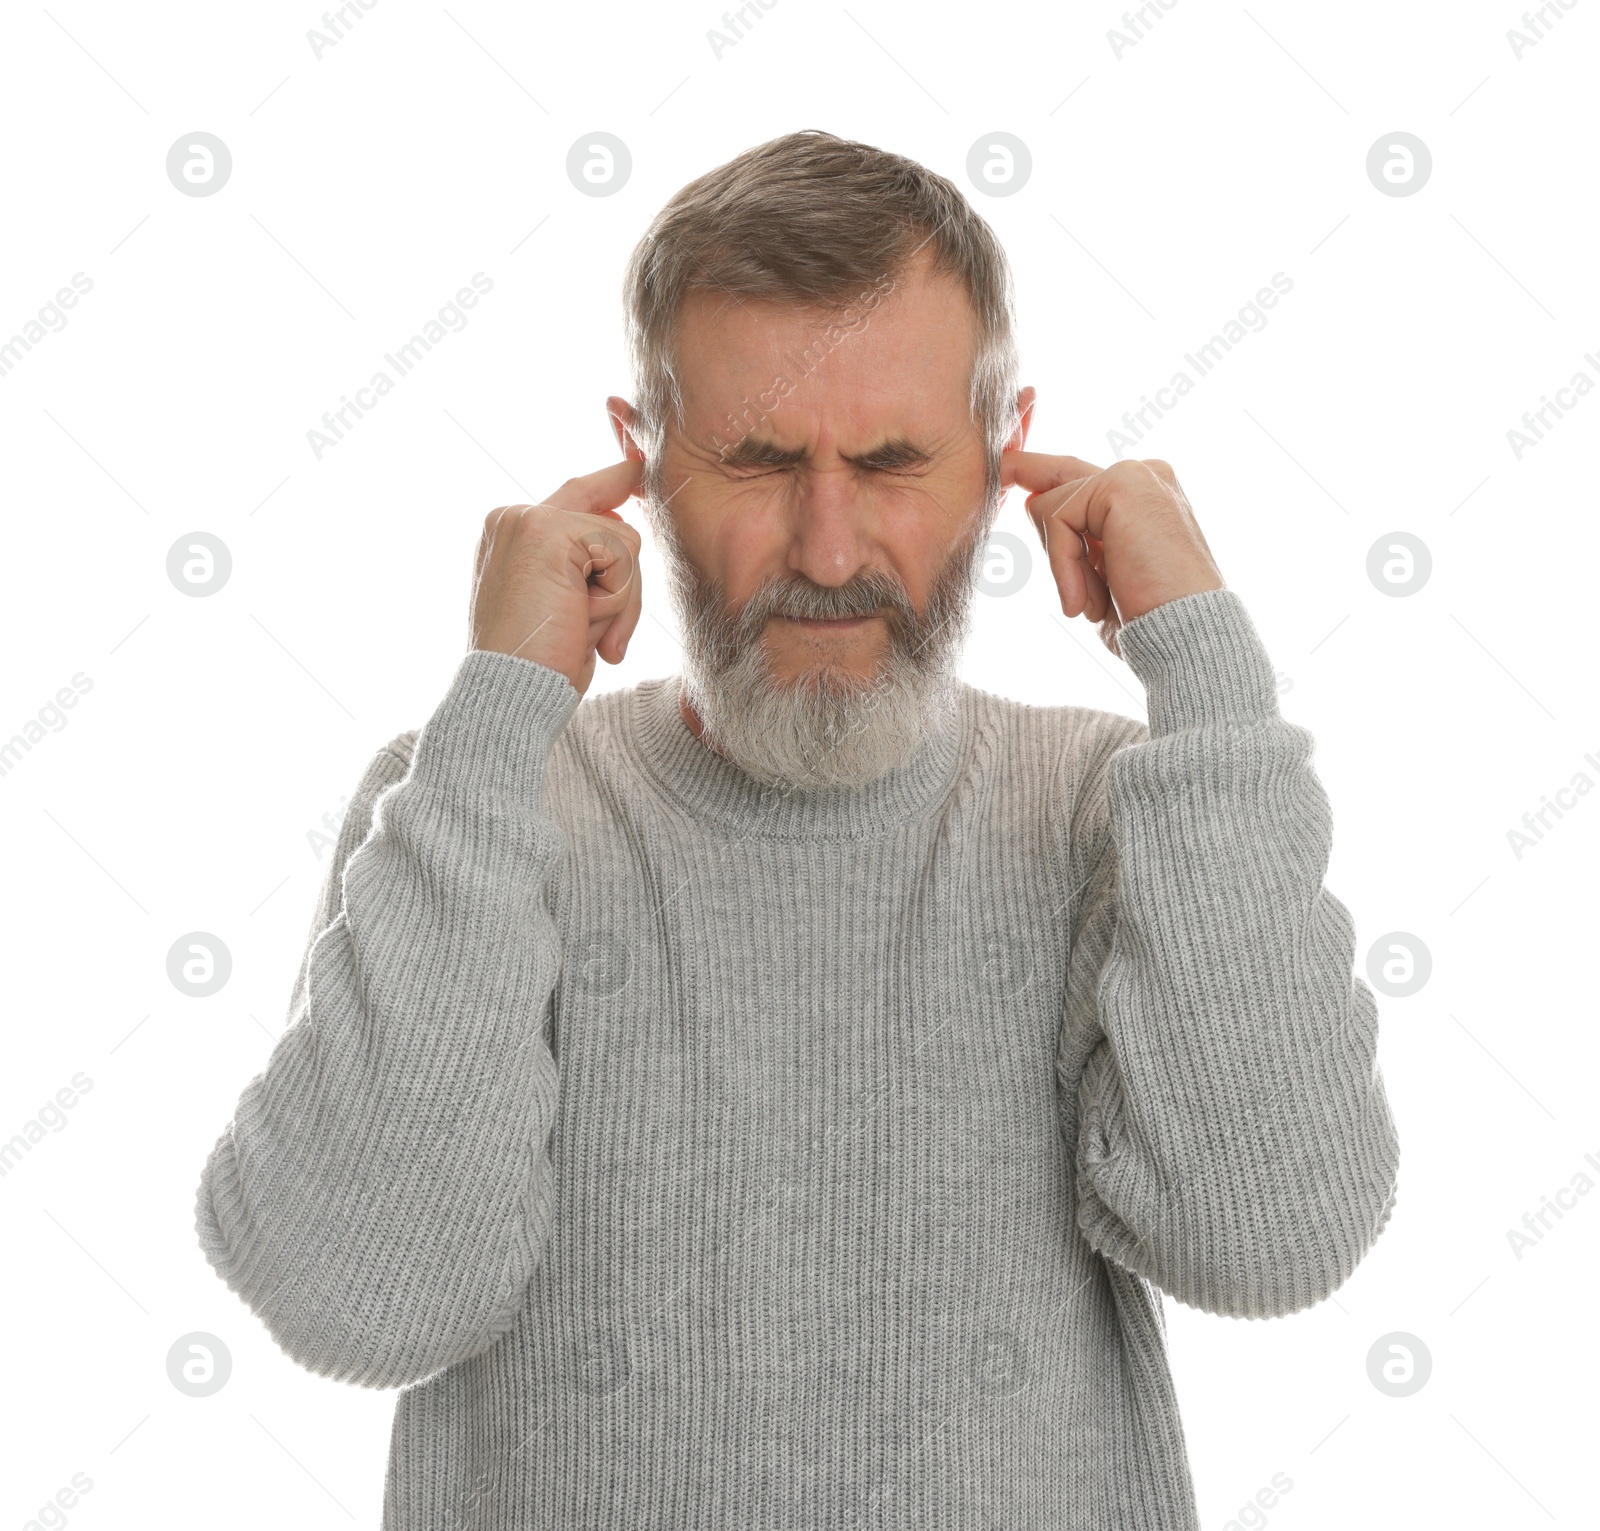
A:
717,435,935,472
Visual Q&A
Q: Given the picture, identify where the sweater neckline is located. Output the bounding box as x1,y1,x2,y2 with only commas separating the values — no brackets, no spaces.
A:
625,673,966,841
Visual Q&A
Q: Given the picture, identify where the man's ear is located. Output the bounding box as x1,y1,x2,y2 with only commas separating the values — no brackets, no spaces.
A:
1007,385,1037,453
606,396,646,462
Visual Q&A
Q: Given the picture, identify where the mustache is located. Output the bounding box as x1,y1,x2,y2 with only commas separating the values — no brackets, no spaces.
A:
744,570,915,627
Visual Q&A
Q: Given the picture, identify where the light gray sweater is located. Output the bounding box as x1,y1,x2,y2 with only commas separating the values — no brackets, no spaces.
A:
195,586,1400,1529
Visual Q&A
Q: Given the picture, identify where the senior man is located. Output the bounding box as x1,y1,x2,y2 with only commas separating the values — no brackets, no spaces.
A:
197,128,1399,1529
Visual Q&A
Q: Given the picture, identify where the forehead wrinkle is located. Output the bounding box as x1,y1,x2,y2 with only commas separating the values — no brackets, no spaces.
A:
723,390,961,467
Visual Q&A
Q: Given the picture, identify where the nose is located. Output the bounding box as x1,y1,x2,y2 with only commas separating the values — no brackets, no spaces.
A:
783,465,874,596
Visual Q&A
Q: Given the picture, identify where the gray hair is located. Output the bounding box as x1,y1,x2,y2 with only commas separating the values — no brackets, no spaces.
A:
621,129,1021,508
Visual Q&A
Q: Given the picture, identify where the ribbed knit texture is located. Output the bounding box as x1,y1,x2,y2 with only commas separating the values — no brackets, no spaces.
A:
195,586,1400,1529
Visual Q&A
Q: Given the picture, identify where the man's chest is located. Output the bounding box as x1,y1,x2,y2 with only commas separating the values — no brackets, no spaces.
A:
538,826,1076,1238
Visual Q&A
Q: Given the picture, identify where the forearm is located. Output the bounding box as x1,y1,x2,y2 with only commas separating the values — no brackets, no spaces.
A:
195,650,581,1386
1068,589,1401,1318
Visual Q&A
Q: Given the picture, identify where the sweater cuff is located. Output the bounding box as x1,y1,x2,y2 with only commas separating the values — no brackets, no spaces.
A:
1114,587,1281,736
409,648,581,801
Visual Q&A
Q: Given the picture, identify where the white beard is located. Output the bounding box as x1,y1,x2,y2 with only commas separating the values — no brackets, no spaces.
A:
644,469,999,792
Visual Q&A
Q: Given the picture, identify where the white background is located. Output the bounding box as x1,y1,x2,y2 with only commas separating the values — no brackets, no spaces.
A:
2,1,1596,1526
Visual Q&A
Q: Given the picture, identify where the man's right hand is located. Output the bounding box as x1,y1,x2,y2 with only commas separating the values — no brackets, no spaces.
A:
468,458,645,698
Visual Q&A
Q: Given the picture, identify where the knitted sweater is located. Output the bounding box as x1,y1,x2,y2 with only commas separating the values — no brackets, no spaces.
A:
195,586,1400,1529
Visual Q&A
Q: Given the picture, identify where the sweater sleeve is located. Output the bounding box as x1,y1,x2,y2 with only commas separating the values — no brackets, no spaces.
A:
1059,587,1400,1320
194,648,581,1388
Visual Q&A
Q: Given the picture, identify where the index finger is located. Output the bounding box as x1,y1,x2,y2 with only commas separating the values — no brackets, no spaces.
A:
1001,450,1106,495
542,457,646,522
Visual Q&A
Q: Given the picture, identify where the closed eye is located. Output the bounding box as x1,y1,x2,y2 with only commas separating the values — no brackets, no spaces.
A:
728,462,927,478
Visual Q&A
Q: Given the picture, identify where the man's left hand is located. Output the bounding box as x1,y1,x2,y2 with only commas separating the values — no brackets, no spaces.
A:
1001,451,1226,657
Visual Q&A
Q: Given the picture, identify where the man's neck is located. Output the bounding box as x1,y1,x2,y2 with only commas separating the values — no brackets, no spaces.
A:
679,694,715,749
